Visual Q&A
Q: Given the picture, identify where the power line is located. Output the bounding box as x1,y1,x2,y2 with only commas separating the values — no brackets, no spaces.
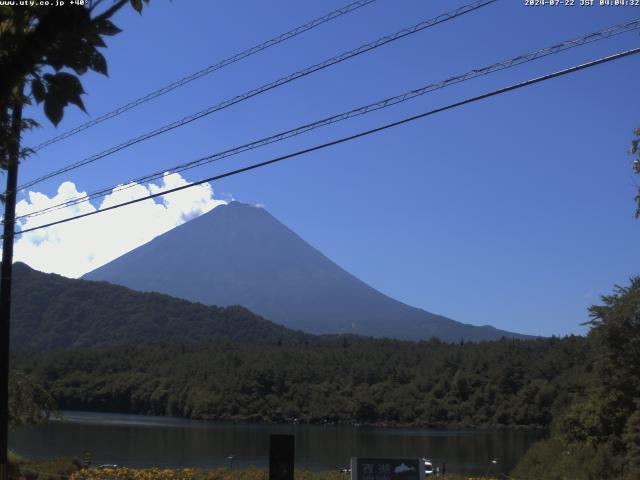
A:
31,0,379,152
21,0,496,190
10,47,640,239
16,0,498,193
15,18,640,222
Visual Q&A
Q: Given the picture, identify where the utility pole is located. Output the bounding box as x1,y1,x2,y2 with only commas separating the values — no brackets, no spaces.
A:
0,91,23,480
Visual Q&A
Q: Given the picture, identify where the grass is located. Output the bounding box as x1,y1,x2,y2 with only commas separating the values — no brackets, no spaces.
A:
68,469,497,480
9,452,81,479
7,456,499,480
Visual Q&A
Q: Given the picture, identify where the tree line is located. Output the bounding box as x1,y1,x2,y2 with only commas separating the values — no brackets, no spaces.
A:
14,335,590,429
512,277,640,479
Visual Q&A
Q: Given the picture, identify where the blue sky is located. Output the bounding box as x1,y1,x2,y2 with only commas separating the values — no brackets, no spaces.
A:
14,0,640,337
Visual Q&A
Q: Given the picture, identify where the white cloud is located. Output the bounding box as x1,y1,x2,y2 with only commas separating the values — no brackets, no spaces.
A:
11,172,226,278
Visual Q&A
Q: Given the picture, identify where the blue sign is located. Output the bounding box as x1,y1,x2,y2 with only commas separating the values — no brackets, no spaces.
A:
350,458,425,480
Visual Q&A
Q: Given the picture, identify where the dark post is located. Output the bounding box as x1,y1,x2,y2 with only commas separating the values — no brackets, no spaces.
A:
0,93,23,480
269,434,294,480
82,451,93,468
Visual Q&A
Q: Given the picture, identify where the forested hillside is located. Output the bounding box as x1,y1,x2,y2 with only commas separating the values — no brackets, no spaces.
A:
10,263,314,350
15,336,590,428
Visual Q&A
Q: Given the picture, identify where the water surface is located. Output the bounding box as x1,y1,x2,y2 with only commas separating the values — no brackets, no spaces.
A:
10,411,545,475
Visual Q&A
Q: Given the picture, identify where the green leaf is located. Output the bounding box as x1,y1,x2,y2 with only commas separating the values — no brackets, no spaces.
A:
131,0,143,13
20,147,36,161
69,62,89,76
86,31,107,48
89,50,108,76
43,73,87,114
94,18,122,36
21,118,41,131
52,72,85,96
66,42,95,75
67,94,86,113
44,95,64,126
47,57,64,72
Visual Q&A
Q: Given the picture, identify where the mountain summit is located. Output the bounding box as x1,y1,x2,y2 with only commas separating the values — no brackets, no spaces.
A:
84,202,529,341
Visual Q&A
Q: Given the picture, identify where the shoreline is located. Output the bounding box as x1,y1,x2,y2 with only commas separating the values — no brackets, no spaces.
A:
54,408,550,432
9,456,500,480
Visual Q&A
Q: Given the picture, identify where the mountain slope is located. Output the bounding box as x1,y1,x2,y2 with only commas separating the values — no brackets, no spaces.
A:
11,262,314,351
84,202,530,341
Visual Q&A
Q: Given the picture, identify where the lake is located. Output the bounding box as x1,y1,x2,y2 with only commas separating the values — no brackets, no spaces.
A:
10,411,545,476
